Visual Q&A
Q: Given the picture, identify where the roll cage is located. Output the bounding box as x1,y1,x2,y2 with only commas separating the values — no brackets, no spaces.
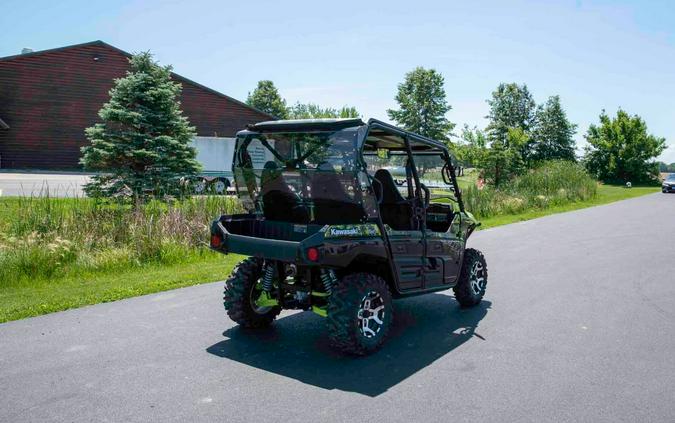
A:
235,118,465,214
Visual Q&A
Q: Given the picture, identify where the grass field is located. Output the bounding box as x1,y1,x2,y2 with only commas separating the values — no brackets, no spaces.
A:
0,181,659,323
479,184,659,228
0,253,244,323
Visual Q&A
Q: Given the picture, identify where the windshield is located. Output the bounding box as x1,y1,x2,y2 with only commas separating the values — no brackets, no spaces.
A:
233,128,379,224
667,174,675,181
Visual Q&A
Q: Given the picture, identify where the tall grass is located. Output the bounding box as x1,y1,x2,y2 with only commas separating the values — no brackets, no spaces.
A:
0,196,242,284
0,161,598,283
463,161,598,218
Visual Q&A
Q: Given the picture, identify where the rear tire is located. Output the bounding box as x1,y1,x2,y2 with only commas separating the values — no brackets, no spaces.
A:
453,248,488,307
327,272,393,355
223,257,281,328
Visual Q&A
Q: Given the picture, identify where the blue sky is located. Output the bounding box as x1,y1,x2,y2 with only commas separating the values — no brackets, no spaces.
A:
3,0,674,161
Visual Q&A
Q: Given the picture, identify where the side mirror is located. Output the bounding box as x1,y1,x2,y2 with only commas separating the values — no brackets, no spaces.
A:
377,148,390,160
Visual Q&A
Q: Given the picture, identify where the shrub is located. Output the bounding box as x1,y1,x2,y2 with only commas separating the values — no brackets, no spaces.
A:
463,161,597,219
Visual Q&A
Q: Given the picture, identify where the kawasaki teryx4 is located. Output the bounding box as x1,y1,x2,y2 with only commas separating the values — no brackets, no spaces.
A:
210,118,487,355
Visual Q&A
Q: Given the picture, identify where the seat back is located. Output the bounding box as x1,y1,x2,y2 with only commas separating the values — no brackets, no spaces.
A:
373,169,413,230
374,169,405,204
260,161,309,223
310,163,365,224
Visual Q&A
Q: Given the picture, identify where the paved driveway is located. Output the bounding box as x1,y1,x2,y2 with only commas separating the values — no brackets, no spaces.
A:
0,172,89,197
0,193,674,422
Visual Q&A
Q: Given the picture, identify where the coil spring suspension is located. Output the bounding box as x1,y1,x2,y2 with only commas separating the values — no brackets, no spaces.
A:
261,262,275,292
319,269,338,295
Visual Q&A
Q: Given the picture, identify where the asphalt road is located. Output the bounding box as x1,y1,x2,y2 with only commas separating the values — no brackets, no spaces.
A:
0,172,89,197
1,193,674,422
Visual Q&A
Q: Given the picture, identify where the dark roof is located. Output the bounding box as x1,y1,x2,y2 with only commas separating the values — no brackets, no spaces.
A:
366,119,447,151
246,118,365,133
0,117,8,130
239,117,449,153
0,40,275,120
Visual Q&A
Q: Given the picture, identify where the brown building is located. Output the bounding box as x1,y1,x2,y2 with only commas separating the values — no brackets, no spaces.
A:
0,40,271,170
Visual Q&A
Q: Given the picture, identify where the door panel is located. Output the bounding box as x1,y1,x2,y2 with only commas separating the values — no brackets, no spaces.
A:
388,230,424,290
425,235,463,287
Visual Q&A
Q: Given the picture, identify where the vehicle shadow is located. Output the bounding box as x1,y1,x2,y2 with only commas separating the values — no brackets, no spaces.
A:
206,294,491,397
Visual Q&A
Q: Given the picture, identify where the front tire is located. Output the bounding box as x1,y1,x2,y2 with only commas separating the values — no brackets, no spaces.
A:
223,257,281,328
327,273,393,355
453,248,488,307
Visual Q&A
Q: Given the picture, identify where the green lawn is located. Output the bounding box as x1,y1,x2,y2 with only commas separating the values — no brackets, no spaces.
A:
478,184,659,229
0,253,243,323
0,183,658,323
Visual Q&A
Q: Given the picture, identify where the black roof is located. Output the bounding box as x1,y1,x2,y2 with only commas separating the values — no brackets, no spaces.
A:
366,119,448,151
246,118,365,133
240,117,449,152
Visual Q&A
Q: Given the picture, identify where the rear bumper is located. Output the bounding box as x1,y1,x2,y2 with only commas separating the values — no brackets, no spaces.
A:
211,221,301,261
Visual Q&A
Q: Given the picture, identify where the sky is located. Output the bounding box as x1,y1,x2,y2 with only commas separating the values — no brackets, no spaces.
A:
2,0,674,162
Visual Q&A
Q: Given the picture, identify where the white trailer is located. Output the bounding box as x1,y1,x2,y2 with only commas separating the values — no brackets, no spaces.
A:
191,136,236,194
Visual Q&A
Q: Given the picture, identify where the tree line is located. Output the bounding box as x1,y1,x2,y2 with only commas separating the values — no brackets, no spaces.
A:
246,80,359,120
657,162,675,173
79,53,668,201
249,67,667,187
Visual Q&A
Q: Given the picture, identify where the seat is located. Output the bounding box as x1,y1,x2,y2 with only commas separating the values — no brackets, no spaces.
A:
426,203,454,233
260,161,309,223
310,163,366,224
373,169,414,230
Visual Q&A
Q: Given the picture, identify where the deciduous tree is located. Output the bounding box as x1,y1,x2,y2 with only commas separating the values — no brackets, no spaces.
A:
584,109,666,184
482,128,528,187
387,67,455,141
246,80,288,119
485,83,536,156
531,95,577,162
287,103,359,119
454,124,488,168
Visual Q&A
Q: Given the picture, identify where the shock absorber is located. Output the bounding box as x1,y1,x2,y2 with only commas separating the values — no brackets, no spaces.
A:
319,269,338,295
261,262,275,292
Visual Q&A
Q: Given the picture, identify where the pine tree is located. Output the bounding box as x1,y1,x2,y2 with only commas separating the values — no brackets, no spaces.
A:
531,96,577,162
81,52,200,200
387,67,455,141
246,80,288,119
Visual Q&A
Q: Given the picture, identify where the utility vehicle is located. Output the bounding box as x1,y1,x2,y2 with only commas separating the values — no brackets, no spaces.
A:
209,118,488,355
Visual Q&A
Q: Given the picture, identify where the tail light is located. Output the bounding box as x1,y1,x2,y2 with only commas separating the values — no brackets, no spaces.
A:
306,247,320,262
210,233,223,248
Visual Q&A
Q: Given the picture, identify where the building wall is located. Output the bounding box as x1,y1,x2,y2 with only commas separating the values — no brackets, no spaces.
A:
0,42,270,170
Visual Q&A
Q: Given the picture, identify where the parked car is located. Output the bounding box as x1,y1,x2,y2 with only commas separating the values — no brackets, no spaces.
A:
662,173,675,193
